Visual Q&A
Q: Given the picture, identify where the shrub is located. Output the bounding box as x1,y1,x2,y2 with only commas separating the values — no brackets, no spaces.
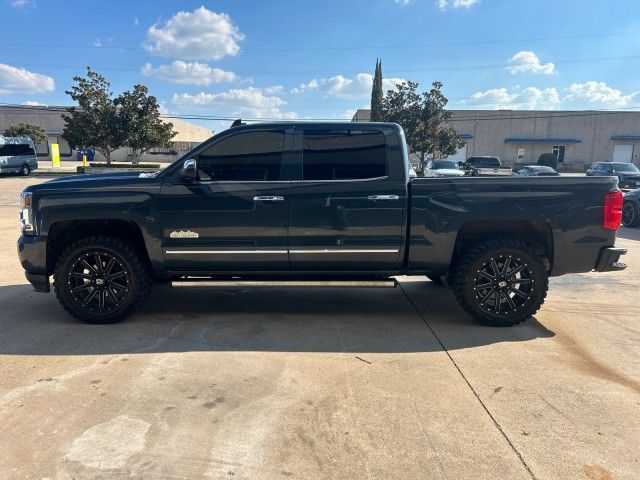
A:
537,153,558,169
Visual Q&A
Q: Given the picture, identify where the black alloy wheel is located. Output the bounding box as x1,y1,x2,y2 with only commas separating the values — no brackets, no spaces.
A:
622,202,639,227
54,236,151,324
68,251,131,313
453,239,548,326
473,254,534,316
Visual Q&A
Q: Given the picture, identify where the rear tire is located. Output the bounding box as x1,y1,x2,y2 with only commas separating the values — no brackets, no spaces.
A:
21,164,30,176
54,236,151,324
622,202,640,227
453,239,548,327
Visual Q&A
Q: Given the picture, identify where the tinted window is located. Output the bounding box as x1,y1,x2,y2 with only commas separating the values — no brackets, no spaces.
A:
432,160,459,170
468,157,500,167
197,130,284,181
302,129,387,180
0,144,35,156
612,163,639,173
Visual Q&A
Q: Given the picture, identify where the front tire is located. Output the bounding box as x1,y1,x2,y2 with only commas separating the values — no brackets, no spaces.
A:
453,239,548,327
54,236,151,324
622,202,640,227
21,164,30,176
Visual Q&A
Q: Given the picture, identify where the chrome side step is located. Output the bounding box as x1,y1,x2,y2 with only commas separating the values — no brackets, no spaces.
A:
171,279,397,288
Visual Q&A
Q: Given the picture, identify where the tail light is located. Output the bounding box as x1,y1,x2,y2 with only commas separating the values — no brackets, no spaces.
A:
602,190,623,230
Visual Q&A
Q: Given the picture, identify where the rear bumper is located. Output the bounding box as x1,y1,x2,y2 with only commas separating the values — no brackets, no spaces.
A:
17,234,50,292
594,246,627,272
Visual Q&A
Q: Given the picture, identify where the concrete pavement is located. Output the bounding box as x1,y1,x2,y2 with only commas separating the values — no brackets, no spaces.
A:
0,176,638,479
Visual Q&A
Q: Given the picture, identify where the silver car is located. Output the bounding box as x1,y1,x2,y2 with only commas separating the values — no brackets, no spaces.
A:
0,137,38,176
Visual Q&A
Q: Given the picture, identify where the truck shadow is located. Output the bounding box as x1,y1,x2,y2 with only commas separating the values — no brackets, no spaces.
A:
0,281,554,356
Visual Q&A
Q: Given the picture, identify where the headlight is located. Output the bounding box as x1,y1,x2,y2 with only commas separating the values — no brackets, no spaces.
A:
19,192,34,234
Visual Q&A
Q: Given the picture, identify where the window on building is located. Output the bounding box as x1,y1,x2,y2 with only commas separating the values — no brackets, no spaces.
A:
517,147,525,161
552,145,565,163
197,130,285,181
35,141,49,157
302,129,387,180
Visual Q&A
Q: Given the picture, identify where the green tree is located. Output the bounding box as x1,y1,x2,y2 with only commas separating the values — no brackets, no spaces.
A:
116,85,176,163
381,80,464,171
370,59,384,122
62,67,125,165
538,152,558,169
3,123,46,145
422,81,465,160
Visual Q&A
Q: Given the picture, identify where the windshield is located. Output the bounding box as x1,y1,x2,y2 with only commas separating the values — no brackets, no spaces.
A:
432,160,459,170
613,163,640,172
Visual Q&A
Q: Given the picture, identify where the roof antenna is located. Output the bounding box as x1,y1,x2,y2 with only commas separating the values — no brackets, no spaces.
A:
231,119,244,127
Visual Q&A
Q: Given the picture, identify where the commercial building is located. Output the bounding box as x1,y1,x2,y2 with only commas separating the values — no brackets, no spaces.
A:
0,105,213,163
352,109,640,171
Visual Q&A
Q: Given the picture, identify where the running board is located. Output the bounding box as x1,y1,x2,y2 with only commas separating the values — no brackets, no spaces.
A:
171,279,397,288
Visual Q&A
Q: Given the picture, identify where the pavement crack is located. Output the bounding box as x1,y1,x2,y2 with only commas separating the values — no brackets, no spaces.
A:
399,282,537,480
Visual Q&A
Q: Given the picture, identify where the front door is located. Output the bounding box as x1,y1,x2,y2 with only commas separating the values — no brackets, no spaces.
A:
159,128,291,272
288,127,406,272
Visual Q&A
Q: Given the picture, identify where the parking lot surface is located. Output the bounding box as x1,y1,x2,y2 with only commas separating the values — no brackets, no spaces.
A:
0,176,638,480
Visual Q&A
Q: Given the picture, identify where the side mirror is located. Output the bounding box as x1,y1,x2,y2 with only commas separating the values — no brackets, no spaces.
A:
180,158,197,181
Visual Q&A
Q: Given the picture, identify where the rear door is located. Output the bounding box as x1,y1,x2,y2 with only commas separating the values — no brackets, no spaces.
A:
158,127,292,272
288,126,406,272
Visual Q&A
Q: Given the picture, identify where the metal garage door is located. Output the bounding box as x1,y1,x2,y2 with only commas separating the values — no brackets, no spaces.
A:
613,144,633,163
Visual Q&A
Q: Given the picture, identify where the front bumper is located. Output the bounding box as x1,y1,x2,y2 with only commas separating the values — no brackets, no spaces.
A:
17,234,50,292
594,246,627,272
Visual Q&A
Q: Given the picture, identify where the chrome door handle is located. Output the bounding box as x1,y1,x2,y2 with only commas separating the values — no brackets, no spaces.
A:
253,196,284,202
367,195,400,201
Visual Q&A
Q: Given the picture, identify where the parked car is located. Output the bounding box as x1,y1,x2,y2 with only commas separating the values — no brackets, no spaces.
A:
462,156,512,176
424,160,465,177
0,137,38,176
586,162,640,189
18,122,626,327
622,188,640,227
514,165,560,177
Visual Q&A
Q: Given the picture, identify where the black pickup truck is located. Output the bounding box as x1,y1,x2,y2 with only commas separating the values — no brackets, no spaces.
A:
18,122,627,326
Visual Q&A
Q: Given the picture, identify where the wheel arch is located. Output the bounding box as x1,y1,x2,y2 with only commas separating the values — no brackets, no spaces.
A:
451,220,554,274
47,219,153,276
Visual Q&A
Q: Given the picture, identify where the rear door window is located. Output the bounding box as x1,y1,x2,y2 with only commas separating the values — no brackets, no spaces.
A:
302,129,387,180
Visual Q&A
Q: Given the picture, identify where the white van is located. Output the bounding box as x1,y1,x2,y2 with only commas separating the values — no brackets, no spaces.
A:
0,136,39,176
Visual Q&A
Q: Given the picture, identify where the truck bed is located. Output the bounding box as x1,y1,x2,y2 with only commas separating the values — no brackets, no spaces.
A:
406,176,619,276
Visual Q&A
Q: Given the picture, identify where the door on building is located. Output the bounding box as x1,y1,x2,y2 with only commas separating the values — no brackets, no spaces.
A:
552,145,565,164
613,144,633,163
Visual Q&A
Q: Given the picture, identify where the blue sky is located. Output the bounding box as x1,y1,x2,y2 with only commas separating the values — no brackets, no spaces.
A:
2,0,640,131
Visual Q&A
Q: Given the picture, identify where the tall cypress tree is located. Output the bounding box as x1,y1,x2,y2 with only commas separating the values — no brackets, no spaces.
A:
370,59,384,122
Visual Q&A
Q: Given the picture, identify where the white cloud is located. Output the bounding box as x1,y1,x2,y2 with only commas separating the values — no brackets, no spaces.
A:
171,86,297,120
0,63,55,95
566,81,636,108
143,6,243,61
508,51,555,75
438,0,479,10
93,38,102,48
292,73,405,99
394,0,410,4
463,86,560,109
21,100,47,106
133,17,139,27
141,61,236,85
8,0,35,9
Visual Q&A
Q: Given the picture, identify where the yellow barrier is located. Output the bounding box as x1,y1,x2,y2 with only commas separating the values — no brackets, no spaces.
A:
51,143,60,168
82,154,88,167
